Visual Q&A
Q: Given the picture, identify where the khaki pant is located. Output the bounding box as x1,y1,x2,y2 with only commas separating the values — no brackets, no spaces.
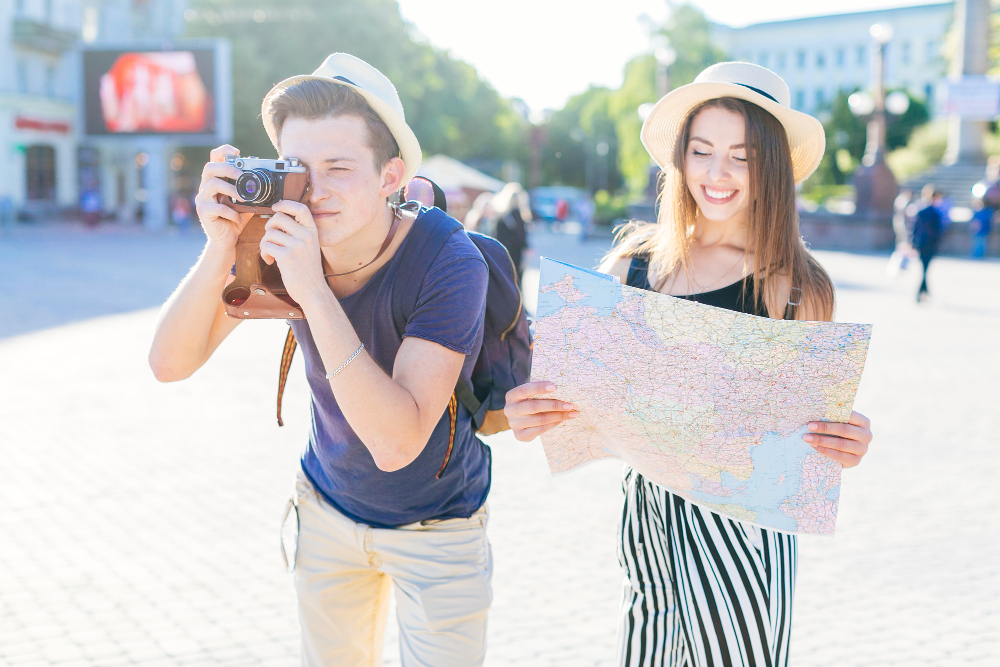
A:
289,471,492,666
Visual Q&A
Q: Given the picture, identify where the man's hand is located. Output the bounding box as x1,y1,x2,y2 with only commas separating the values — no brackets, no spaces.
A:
194,145,254,251
262,199,327,306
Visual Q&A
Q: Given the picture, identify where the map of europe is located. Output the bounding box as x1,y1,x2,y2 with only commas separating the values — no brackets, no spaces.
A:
531,259,872,535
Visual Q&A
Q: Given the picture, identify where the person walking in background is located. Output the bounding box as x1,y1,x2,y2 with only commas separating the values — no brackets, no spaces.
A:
969,198,993,259
912,189,945,302
491,183,531,278
575,195,596,241
464,191,496,234
505,62,873,667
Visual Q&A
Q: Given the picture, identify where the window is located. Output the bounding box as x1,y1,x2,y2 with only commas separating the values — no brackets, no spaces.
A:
759,52,770,68
45,64,56,97
816,52,826,68
837,48,846,67
16,59,28,94
926,40,937,63
925,83,934,104
857,45,866,66
797,50,806,69
815,89,825,108
795,90,805,109
902,41,911,66
26,145,57,201
776,52,786,69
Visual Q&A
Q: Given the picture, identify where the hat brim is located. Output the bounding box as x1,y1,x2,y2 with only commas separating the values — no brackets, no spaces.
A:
262,75,422,185
641,81,825,185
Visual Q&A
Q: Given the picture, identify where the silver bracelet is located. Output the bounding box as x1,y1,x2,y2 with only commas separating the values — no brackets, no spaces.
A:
325,343,364,379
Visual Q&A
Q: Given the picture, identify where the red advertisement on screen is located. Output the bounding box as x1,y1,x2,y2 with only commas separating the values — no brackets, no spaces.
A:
99,51,212,133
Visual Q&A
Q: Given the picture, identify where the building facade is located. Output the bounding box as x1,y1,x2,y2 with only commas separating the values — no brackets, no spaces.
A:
712,2,953,115
0,0,186,220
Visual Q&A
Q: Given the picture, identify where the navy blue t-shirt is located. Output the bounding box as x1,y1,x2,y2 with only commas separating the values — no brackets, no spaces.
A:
289,219,491,528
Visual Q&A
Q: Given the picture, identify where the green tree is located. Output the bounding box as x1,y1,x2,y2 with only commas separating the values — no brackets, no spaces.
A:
608,3,728,193
540,86,622,192
183,0,526,169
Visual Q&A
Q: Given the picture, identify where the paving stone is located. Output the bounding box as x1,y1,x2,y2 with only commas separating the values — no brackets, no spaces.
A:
0,225,998,664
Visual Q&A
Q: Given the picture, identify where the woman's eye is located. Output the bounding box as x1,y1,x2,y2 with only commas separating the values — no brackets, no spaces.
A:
733,156,747,163
692,150,709,157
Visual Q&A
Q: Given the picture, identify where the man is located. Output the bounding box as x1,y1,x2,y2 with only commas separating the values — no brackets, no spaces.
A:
149,54,492,666
912,189,945,302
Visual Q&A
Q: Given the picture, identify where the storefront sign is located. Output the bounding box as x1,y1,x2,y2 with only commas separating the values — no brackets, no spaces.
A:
15,116,72,133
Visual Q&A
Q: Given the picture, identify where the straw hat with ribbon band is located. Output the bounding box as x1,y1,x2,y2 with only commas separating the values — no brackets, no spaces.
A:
641,62,825,185
262,53,422,185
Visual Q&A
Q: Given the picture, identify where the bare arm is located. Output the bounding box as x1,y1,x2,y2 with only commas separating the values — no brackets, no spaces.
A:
148,145,252,382
300,288,466,471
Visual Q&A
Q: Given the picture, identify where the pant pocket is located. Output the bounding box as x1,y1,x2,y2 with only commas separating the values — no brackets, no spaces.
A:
279,496,299,573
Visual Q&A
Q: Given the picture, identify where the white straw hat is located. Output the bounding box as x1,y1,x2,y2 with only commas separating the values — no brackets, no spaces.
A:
262,53,422,184
641,61,825,185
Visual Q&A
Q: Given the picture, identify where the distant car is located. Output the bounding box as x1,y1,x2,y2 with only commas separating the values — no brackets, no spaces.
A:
530,186,588,221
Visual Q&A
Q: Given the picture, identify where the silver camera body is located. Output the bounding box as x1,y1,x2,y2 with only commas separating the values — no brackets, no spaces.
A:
224,155,309,214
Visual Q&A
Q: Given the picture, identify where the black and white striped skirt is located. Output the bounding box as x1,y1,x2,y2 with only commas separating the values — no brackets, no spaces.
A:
616,467,798,667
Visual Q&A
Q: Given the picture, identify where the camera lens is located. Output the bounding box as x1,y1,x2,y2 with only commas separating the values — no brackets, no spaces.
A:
235,169,274,204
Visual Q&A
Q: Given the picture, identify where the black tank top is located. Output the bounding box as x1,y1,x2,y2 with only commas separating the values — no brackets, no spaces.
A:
626,255,770,318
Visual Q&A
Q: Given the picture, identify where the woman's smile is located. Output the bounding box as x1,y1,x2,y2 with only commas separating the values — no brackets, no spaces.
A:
701,186,738,204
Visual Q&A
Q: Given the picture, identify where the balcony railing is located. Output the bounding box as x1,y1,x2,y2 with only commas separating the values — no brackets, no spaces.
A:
12,18,78,54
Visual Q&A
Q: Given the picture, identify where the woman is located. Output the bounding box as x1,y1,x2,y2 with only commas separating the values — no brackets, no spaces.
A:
490,182,532,278
504,62,873,666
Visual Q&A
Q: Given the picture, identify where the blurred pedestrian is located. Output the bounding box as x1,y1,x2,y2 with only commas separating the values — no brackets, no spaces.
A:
887,189,915,276
969,201,993,259
81,189,102,229
555,197,569,230
912,189,945,302
464,191,496,234
491,183,531,278
574,195,595,241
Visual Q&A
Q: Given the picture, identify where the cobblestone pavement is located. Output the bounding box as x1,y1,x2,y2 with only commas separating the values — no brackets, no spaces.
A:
1,221,998,665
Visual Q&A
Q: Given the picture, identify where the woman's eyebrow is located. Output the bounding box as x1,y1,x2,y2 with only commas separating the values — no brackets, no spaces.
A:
690,137,745,149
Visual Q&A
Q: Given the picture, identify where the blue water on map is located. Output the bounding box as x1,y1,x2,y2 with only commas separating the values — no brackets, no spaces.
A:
685,425,815,532
537,258,622,319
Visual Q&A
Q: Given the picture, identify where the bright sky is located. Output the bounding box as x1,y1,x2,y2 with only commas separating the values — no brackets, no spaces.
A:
396,0,946,114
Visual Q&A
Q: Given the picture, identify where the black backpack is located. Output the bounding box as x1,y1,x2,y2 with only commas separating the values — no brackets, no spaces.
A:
389,205,532,435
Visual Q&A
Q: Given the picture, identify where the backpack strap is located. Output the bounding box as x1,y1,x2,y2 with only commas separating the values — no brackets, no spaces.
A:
276,326,297,426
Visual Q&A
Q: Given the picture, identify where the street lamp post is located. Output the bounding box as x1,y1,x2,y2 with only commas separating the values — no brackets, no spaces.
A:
852,23,900,217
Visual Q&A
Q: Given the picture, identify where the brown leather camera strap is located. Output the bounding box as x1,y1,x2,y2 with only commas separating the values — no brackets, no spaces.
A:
323,210,402,278
276,327,298,426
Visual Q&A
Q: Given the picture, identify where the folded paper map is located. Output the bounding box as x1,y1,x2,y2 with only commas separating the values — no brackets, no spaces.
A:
531,258,872,535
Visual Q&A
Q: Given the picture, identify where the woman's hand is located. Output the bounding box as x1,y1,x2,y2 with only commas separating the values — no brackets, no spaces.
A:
194,145,253,251
260,199,326,306
804,410,872,468
504,381,579,442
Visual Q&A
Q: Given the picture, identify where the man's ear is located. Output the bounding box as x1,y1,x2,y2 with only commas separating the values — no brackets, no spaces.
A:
379,157,406,198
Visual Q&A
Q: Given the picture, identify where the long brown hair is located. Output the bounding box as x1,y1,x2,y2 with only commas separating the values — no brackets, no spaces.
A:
608,97,834,320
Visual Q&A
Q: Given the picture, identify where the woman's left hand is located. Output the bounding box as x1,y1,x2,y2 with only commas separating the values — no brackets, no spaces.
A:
804,411,872,468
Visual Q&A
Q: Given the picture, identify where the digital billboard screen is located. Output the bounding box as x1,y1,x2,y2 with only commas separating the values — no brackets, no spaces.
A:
83,47,225,137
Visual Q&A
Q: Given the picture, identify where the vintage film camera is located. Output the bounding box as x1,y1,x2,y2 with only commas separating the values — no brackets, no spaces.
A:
222,156,311,320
